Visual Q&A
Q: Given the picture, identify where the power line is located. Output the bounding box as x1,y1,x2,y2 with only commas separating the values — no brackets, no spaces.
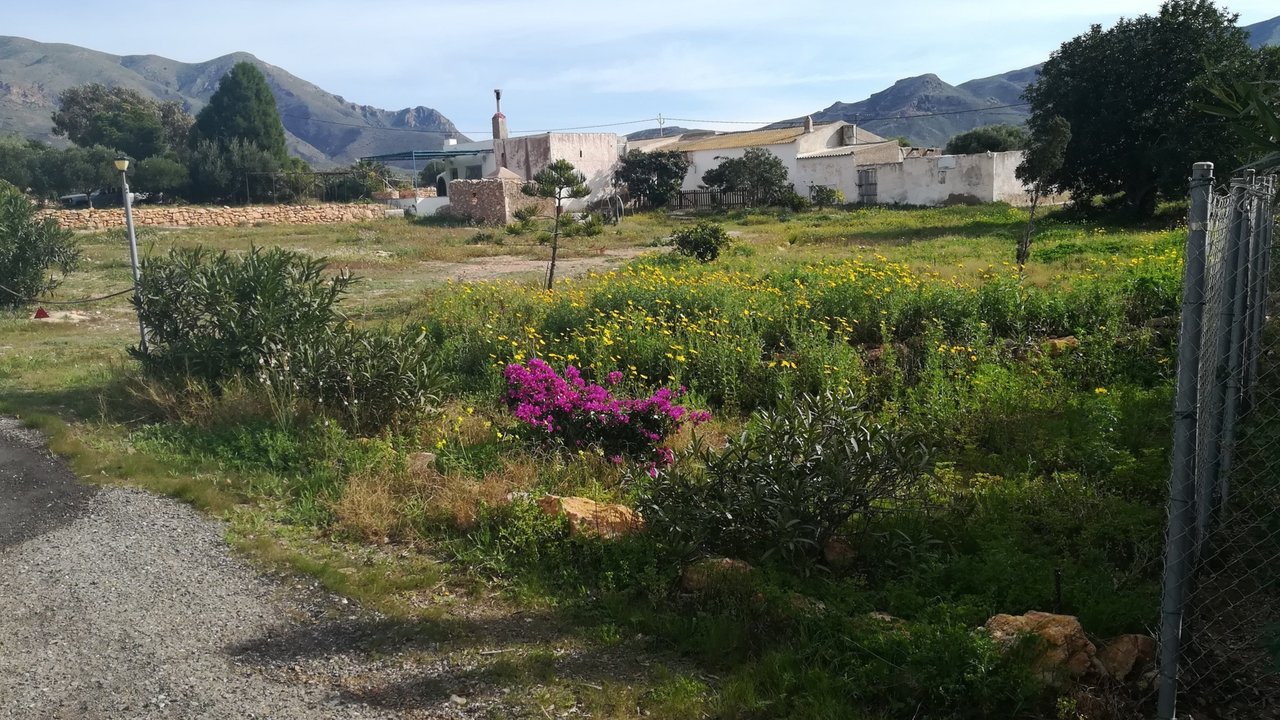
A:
279,101,1032,144
279,113,658,137
665,103,1031,127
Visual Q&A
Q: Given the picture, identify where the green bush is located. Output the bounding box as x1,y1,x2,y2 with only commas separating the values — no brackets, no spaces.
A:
779,189,813,212
810,185,845,208
561,212,604,238
285,324,444,434
671,221,732,262
641,391,932,565
134,246,353,384
0,180,80,308
134,245,441,433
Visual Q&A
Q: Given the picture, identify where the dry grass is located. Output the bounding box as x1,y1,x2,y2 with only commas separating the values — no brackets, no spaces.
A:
334,457,539,540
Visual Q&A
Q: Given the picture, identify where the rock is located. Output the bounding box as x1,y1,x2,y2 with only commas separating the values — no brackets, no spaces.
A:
448,694,468,706
822,536,857,569
867,611,905,626
1096,634,1157,681
788,593,827,614
1043,336,1080,357
984,611,1097,684
407,452,437,474
535,495,644,539
679,557,753,593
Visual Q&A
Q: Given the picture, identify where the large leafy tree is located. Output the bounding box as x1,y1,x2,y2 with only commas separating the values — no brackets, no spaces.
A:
52,84,191,159
616,149,690,207
701,148,790,205
33,146,117,207
1024,0,1258,217
192,62,288,163
944,125,1029,155
522,159,589,290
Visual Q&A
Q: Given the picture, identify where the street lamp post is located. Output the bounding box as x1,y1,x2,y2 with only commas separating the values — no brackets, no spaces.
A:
115,156,147,354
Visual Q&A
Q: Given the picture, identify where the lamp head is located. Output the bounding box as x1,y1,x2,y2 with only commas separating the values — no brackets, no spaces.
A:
114,156,130,173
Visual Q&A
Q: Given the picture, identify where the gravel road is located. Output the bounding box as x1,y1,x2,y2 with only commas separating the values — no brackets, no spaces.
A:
0,418,470,720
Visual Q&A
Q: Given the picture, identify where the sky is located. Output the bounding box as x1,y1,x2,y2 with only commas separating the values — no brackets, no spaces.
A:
3,0,1277,137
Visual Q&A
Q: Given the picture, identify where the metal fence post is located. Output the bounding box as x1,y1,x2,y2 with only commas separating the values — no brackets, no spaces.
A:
1157,162,1214,720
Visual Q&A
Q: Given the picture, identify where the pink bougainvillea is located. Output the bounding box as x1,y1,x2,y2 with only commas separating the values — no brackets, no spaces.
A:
503,358,709,473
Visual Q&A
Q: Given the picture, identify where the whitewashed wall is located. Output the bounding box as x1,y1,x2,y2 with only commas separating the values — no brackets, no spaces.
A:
867,151,1030,206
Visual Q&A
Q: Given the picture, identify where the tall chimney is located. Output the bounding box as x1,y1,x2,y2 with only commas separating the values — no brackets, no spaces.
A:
803,115,814,133
492,89,509,140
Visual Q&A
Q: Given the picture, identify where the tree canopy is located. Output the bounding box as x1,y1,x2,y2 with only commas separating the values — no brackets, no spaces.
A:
701,148,790,204
52,84,192,159
616,149,690,207
1024,0,1260,216
192,62,288,162
944,125,1029,155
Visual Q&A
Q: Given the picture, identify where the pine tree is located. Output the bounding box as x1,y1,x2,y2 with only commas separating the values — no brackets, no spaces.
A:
522,159,589,290
192,62,288,162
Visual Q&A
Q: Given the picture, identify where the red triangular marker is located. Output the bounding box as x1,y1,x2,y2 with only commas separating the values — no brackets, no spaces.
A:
33,307,50,319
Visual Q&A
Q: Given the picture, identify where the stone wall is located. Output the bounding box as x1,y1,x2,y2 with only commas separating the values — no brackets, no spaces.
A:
445,178,551,225
40,203,385,231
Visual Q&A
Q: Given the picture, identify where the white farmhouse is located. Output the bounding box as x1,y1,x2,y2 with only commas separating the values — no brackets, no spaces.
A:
645,118,1032,207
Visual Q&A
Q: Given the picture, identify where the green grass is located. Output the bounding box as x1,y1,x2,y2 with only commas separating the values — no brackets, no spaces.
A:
0,203,1193,718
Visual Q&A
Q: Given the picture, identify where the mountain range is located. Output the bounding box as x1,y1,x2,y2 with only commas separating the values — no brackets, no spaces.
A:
2,13,1277,162
773,13,1278,147
0,36,464,167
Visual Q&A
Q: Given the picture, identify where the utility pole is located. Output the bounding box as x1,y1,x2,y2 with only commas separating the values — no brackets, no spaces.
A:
114,156,148,354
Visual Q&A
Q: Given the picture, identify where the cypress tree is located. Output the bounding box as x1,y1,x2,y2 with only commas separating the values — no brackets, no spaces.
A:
192,62,288,162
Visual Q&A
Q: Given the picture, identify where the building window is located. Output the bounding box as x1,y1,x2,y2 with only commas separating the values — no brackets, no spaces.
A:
465,165,482,180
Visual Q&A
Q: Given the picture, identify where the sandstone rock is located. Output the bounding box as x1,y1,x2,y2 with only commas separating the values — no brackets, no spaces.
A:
535,494,643,539
407,452,437,474
1096,634,1157,681
1043,336,1080,357
984,611,1097,684
867,611,905,626
822,536,857,569
679,557,753,593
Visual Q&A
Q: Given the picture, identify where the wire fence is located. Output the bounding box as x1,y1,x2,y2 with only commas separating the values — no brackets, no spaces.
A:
1159,163,1279,719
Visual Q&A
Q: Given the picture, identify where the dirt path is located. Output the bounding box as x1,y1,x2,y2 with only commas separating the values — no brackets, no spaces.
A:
0,420,673,720
419,247,652,283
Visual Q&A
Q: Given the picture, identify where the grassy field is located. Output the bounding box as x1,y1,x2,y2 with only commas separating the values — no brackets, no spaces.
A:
0,203,1188,718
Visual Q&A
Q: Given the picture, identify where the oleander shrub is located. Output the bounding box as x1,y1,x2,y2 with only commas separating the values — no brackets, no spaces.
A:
641,390,931,565
134,245,441,432
0,180,80,308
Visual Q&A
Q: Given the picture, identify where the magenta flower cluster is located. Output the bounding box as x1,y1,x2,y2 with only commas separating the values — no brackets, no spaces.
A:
503,358,709,474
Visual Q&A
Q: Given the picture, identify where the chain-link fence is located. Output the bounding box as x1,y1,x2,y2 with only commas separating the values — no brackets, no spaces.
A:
1159,163,1279,719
